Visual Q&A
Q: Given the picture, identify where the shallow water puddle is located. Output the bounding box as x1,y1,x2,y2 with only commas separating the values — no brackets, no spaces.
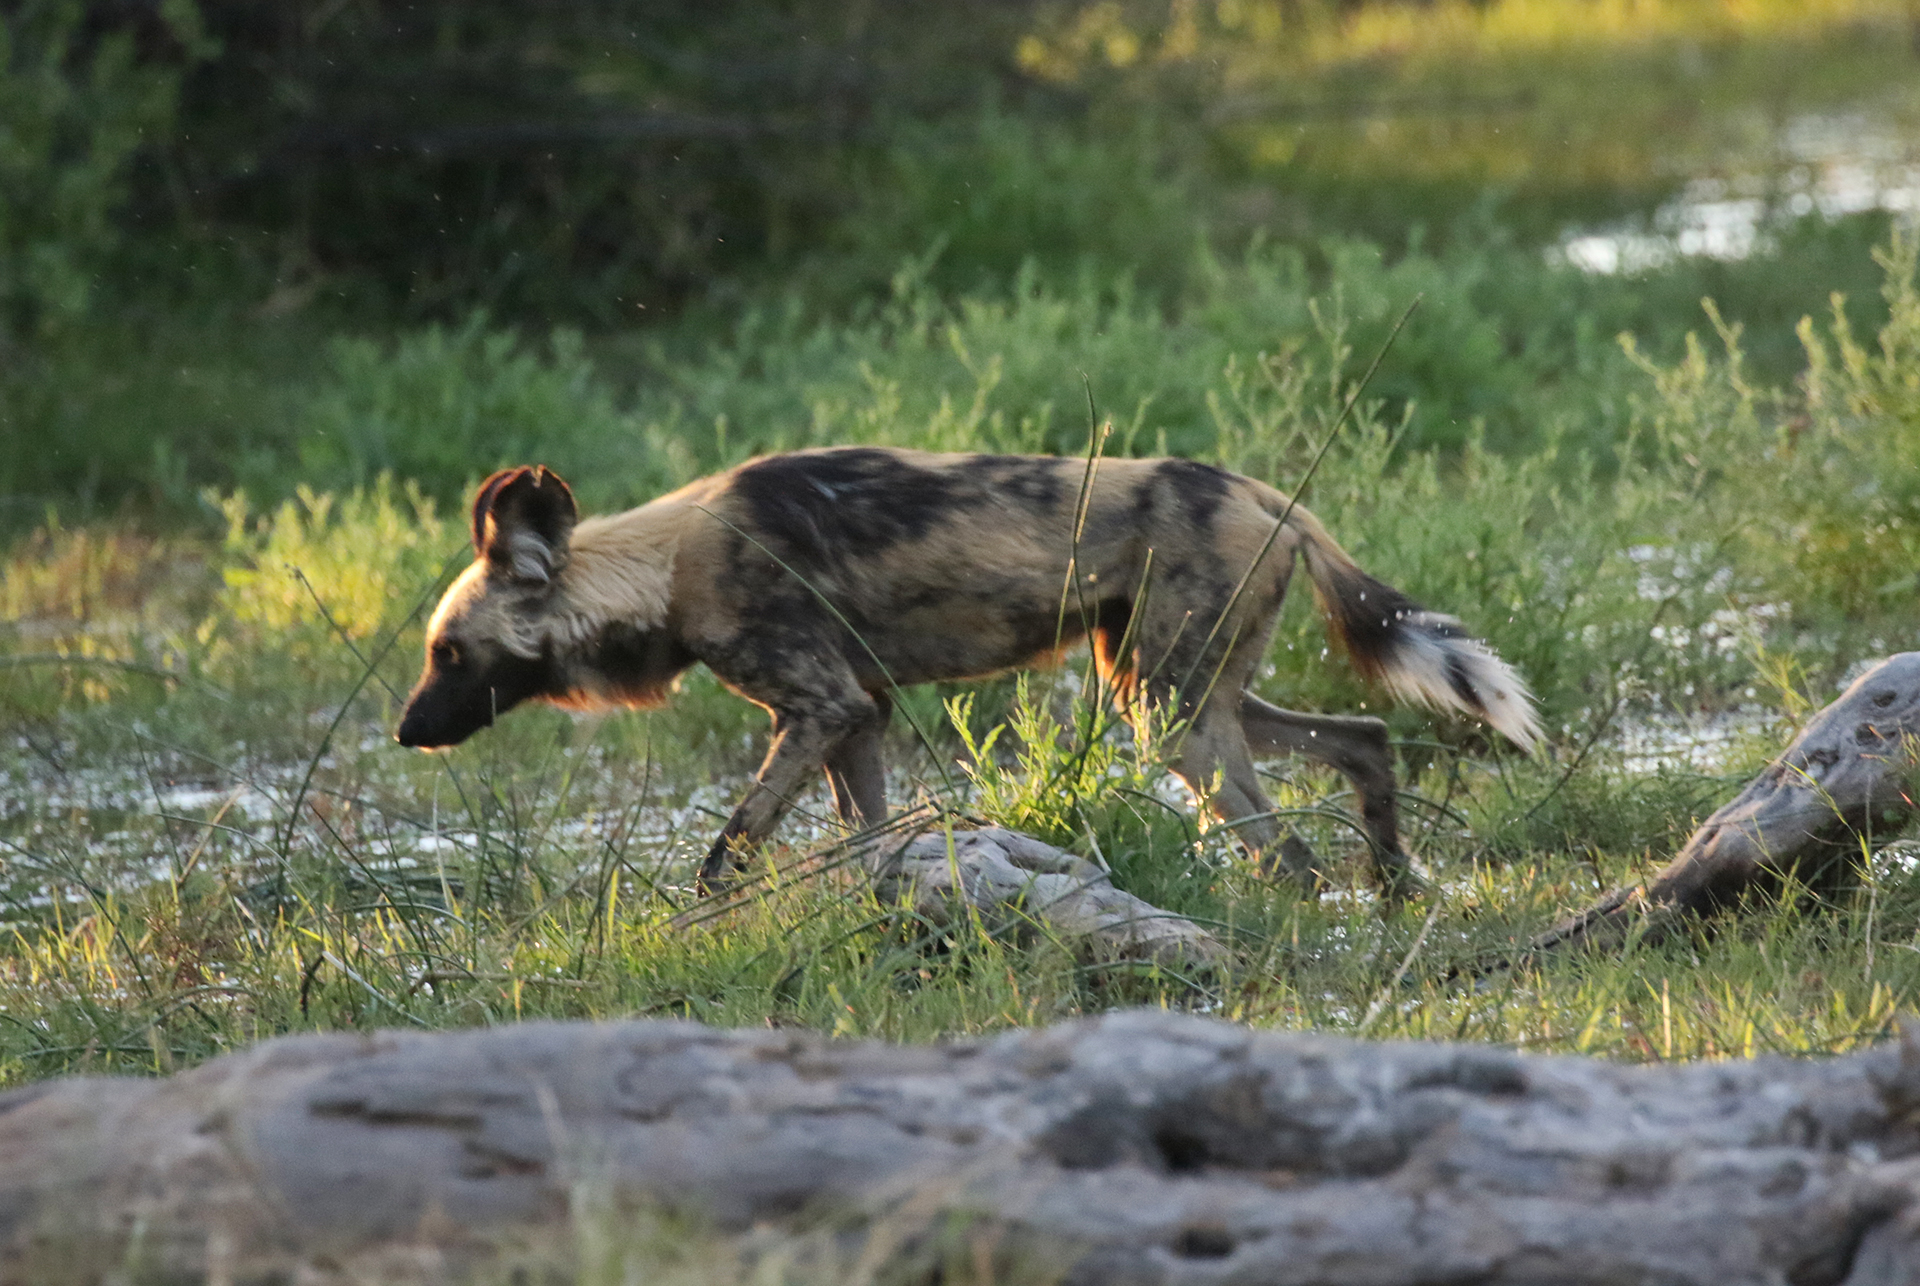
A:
1556,110,1920,274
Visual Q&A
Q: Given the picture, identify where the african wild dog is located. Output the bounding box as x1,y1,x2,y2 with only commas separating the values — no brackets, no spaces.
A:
396,448,1542,894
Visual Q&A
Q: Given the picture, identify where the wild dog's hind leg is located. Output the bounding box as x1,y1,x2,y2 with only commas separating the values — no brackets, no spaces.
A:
1158,709,1333,892
1238,695,1418,895
1165,705,1284,857
1113,561,1328,892
824,690,892,830
697,685,883,892
1128,607,1312,892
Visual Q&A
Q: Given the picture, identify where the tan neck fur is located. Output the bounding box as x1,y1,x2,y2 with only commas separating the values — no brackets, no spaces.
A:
547,497,694,648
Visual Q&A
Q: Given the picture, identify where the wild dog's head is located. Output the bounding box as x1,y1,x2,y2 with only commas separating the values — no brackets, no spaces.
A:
395,466,577,749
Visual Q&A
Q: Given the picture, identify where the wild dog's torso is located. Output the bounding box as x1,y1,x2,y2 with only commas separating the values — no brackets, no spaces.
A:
571,447,1298,698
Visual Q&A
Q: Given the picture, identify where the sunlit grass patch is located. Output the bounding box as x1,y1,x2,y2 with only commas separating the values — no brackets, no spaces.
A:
1023,0,1914,77
1302,0,1911,62
0,524,215,717
1020,0,1920,252
217,474,454,643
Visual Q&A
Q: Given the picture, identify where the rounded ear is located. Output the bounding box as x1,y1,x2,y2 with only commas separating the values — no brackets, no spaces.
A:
470,466,578,585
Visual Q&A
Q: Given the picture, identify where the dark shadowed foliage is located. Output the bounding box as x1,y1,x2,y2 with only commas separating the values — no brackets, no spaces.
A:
105,0,1058,320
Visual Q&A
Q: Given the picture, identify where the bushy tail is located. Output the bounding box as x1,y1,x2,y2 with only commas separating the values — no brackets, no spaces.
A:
1283,505,1543,752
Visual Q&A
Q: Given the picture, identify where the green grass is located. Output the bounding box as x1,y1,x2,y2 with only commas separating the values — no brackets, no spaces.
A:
6,232,1920,1090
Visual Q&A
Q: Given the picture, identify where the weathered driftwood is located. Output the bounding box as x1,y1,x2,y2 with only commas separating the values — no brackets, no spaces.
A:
863,826,1225,968
1534,653,1920,955
8,1010,1920,1284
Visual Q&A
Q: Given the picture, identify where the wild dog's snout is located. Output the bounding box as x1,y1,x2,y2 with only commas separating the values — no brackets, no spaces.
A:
393,691,460,748
394,668,494,749
394,708,443,748
395,646,556,749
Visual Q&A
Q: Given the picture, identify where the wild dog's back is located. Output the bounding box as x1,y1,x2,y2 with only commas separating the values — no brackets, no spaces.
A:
664,449,1295,685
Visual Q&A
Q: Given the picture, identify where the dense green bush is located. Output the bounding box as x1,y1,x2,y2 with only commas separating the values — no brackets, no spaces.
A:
293,319,689,506
0,0,202,337
809,105,1206,305
1640,230,1920,634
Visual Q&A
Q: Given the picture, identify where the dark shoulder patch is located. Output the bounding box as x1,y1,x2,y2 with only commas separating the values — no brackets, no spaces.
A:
1154,458,1234,529
730,449,964,563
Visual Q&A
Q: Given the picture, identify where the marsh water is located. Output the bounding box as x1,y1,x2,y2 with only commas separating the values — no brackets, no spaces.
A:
1556,110,1920,273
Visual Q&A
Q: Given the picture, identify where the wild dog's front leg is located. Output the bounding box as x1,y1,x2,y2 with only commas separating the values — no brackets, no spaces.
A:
697,693,882,892
1237,695,1419,895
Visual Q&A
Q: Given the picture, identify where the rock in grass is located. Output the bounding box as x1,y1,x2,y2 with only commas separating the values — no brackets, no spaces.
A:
6,1010,1920,1283
1535,652,1920,955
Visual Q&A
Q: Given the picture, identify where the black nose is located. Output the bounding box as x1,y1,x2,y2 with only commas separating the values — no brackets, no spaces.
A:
394,708,437,749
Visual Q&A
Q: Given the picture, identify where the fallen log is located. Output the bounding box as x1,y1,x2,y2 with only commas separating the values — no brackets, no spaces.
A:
1533,653,1920,955
863,825,1226,969
8,1010,1920,1283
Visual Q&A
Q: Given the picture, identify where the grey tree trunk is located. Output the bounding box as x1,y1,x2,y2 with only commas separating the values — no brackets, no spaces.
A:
865,825,1225,968
1533,652,1920,955
7,1009,1920,1284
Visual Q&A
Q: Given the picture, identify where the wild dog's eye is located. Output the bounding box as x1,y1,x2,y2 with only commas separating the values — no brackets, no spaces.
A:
432,641,463,668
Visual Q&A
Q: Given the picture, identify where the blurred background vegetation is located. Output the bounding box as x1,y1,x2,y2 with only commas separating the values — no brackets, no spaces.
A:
4,0,1918,522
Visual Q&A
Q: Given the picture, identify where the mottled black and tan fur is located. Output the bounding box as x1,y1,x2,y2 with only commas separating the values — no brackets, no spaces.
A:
397,448,1542,893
